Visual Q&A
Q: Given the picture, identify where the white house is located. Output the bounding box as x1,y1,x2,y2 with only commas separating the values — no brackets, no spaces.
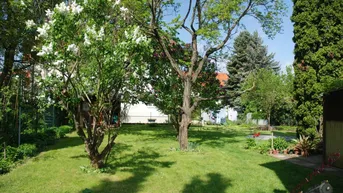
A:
121,102,169,123
201,106,238,124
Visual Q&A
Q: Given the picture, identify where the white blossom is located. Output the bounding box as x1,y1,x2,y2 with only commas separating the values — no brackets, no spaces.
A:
86,25,97,36
45,9,54,19
67,44,79,55
20,0,26,7
53,60,64,65
135,36,142,44
36,23,50,38
55,2,69,14
115,0,120,5
25,20,36,28
37,42,53,56
120,7,128,12
133,26,139,39
84,34,91,46
70,1,83,14
96,27,105,40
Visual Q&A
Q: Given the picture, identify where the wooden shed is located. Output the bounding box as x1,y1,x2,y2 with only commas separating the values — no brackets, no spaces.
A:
323,89,343,168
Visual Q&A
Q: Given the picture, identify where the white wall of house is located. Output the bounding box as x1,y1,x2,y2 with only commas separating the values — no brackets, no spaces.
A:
201,106,238,124
121,102,169,123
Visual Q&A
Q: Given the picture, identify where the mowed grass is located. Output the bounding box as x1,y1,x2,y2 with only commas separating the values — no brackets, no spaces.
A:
0,124,342,193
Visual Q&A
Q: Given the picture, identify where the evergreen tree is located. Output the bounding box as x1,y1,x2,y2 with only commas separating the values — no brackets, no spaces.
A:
292,0,343,137
226,31,279,112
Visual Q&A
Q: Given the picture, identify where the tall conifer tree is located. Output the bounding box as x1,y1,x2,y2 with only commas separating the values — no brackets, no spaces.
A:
292,0,343,137
226,31,279,112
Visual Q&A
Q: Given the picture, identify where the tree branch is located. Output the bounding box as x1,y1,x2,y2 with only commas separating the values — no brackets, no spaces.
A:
181,0,193,35
190,81,255,111
148,0,184,78
192,0,253,82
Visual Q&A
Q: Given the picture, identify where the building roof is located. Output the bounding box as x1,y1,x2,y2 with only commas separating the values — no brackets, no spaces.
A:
216,73,229,87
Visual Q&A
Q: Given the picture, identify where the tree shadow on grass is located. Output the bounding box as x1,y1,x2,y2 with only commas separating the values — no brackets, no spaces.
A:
261,159,343,193
189,129,245,148
80,147,174,193
182,173,232,193
45,136,84,151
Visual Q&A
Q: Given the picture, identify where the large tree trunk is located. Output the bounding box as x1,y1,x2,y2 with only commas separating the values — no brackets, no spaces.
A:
0,46,16,89
171,111,181,139
179,78,192,150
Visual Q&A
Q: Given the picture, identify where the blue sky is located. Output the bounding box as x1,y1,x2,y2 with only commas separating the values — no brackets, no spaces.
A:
171,0,295,73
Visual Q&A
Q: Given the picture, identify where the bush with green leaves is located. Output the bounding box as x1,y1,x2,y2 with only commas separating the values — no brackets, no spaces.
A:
1,146,19,162
245,138,257,149
272,137,289,151
0,159,11,174
257,142,271,154
18,144,37,158
58,125,73,135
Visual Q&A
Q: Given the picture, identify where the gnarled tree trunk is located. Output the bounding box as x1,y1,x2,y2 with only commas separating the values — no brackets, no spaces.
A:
72,103,118,168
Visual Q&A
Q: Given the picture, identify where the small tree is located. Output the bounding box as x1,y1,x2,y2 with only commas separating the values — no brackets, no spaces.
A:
143,41,223,134
146,0,286,149
35,1,150,168
241,68,286,129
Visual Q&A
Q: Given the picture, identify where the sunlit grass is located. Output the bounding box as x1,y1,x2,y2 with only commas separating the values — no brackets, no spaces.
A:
0,124,341,193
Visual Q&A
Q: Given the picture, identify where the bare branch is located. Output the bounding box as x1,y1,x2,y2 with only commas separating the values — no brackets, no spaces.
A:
190,0,198,32
181,0,193,35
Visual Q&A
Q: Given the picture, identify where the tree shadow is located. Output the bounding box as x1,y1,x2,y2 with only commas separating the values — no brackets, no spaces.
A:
45,136,84,151
80,147,174,193
182,173,232,193
125,124,245,148
70,143,133,162
261,158,343,193
273,189,287,193
189,129,245,148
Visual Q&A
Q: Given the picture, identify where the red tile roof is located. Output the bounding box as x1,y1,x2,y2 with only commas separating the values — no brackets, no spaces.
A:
216,73,228,86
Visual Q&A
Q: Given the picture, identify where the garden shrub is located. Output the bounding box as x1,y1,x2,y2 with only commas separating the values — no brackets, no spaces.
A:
0,159,11,174
2,146,20,162
257,142,271,154
272,137,288,151
245,138,257,149
58,125,73,134
18,144,37,158
43,128,58,145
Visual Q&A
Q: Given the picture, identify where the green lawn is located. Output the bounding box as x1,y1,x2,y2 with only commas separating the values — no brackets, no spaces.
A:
0,125,342,193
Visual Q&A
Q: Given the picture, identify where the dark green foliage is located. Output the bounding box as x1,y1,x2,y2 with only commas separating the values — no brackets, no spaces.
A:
0,159,11,174
292,0,343,135
245,138,257,149
21,125,73,149
17,144,37,158
272,137,288,151
270,100,296,126
226,31,280,111
1,146,19,162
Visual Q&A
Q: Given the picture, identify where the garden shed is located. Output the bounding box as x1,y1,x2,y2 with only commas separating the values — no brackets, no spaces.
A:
323,89,343,168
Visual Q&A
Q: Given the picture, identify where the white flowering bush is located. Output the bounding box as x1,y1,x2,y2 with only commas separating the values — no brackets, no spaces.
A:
35,0,151,168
